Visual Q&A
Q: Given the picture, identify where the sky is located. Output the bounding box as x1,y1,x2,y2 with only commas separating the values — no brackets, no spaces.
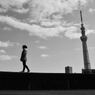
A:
0,0,95,73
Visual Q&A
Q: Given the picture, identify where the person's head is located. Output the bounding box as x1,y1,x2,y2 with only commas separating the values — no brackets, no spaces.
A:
22,45,27,50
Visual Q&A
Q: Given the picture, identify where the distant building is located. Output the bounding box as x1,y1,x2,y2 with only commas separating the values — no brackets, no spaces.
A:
82,69,95,74
91,70,95,73
82,69,92,74
65,66,72,74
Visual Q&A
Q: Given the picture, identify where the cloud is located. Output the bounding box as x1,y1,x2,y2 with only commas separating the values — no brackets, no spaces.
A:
34,40,40,44
0,50,6,54
0,15,94,39
3,27,11,31
29,0,88,21
0,41,13,47
13,8,29,13
38,46,48,50
0,0,88,16
0,8,7,13
0,40,19,48
0,49,17,61
0,15,66,38
0,0,28,8
0,54,16,61
89,8,95,13
86,29,95,35
0,0,29,13
64,26,81,39
41,54,49,58
65,27,95,39
0,0,94,39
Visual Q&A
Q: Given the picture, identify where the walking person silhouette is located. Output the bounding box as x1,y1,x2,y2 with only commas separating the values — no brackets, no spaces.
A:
20,45,30,73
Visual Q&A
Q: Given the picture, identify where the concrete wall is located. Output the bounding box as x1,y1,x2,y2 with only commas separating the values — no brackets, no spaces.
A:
0,72,95,90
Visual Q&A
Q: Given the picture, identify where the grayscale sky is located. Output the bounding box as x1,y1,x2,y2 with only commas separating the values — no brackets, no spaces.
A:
0,0,95,73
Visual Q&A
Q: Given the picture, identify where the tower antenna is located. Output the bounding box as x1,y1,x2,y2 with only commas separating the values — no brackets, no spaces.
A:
79,0,83,25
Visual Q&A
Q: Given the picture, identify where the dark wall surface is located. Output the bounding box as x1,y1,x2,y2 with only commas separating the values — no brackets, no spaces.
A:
0,72,95,90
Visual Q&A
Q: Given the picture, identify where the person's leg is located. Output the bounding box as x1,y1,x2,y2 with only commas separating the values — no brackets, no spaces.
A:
24,62,30,72
22,61,26,72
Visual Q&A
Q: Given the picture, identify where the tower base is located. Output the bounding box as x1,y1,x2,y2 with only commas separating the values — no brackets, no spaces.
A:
82,69,92,74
